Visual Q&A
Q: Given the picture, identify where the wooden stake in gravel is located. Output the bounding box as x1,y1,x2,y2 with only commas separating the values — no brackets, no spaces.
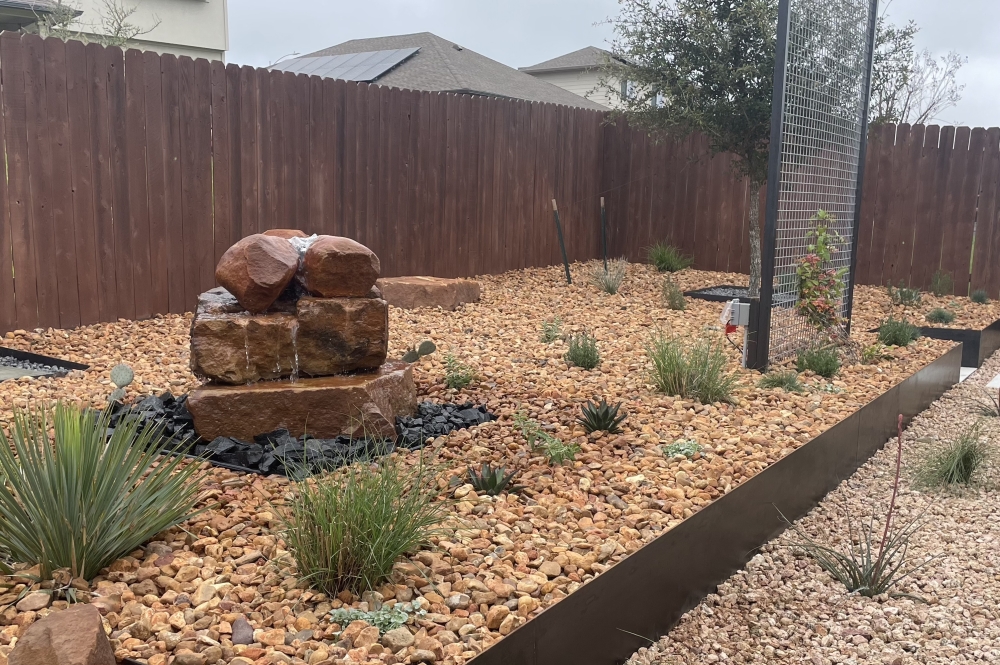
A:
600,196,608,273
551,199,572,285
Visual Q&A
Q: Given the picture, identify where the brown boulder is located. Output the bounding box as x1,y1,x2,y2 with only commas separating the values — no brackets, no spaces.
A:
377,276,481,310
187,361,416,440
302,236,380,297
215,234,299,313
9,604,115,665
295,296,388,376
190,288,297,384
262,229,308,239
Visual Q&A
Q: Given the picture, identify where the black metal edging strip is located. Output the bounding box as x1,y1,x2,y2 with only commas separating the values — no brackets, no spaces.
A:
747,0,792,371
844,0,881,335
467,344,961,665
0,346,89,371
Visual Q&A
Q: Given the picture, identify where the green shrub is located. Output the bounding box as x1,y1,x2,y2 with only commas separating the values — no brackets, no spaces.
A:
860,342,891,365
971,289,990,304
0,403,204,580
925,308,955,325
930,270,953,297
512,413,579,465
467,463,522,495
914,422,990,488
663,440,702,458
540,317,563,343
647,242,693,273
577,398,627,434
281,449,448,594
796,345,840,378
878,316,920,347
661,277,686,310
444,354,475,389
647,335,739,404
758,371,804,392
565,332,600,370
887,282,921,305
590,258,627,295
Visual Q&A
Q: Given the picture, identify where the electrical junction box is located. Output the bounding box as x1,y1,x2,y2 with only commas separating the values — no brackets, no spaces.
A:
720,299,750,327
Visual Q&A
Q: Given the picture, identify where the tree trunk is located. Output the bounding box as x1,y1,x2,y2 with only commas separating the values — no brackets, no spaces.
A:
748,180,763,298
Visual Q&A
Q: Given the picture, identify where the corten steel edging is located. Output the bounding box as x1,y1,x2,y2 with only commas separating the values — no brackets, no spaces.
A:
468,344,960,665
899,316,1000,368
0,346,89,371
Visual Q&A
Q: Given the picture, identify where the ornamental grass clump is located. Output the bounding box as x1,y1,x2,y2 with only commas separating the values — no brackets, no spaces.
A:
0,403,205,580
788,415,935,598
925,308,954,325
590,258,627,295
914,422,991,488
971,289,990,304
647,335,739,404
647,242,692,272
930,270,953,297
282,448,448,595
661,277,686,310
758,370,804,392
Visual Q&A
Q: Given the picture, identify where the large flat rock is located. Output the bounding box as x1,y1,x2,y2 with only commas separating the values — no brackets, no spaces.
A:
377,276,481,310
187,361,416,440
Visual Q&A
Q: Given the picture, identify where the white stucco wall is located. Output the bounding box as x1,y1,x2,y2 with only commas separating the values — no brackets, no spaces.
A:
73,0,228,60
526,69,624,110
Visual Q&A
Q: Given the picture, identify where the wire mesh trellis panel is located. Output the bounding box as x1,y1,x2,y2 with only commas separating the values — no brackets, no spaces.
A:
750,0,879,368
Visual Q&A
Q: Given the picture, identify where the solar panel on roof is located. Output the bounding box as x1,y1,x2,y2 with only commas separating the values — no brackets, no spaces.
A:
269,48,420,82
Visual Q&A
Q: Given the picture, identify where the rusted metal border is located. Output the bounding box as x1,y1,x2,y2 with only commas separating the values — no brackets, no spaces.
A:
468,344,961,665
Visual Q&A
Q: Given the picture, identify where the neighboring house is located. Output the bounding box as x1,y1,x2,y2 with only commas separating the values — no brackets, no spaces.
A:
272,32,607,111
0,0,68,32
71,0,228,60
520,46,629,110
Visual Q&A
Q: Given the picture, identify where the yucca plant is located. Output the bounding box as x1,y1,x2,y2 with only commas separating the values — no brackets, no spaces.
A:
787,415,935,598
281,448,449,594
577,398,627,434
970,387,1000,417
0,403,205,580
647,242,693,273
758,371,804,392
915,422,991,487
589,258,627,295
467,463,522,496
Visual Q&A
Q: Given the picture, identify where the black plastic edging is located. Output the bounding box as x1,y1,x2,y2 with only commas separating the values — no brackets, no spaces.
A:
0,346,89,371
467,344,961,665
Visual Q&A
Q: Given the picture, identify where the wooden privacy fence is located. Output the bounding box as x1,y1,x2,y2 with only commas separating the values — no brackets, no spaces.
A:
0,32,997,335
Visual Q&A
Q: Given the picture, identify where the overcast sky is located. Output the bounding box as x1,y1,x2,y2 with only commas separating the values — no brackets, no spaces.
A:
228,0,999,128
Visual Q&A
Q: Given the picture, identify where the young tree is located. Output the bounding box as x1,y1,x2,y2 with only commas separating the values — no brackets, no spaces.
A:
606,0,777,296
25,0,160,48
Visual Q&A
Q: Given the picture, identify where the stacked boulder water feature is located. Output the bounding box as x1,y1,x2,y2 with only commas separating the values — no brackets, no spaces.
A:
186,230,416,441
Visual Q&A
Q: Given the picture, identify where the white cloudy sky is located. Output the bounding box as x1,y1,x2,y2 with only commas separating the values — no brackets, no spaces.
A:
228,0,999,128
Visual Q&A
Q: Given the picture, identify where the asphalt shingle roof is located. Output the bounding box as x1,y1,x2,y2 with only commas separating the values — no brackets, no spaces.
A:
300,32,607,111
520,46,620,74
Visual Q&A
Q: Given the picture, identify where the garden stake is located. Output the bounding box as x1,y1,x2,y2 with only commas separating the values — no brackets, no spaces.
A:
600,196,608,272
551,199,572,284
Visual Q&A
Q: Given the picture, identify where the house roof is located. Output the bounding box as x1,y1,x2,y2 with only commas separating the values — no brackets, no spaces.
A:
0,0,71,30
271,48,419,82
298,32,607,111
520,46,621,74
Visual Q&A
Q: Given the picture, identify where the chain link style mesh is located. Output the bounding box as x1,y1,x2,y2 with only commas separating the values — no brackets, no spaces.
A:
766,0,876,361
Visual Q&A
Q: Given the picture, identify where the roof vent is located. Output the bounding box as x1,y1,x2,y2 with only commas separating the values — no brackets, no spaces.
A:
452,44,464,51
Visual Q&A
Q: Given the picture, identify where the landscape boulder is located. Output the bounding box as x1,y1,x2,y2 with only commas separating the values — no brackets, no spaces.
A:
215,234,299,313
295,295,388,376
187,361,416,440
262,228,308,239
377,276,481,310
9,604,115,665
302,236,380,297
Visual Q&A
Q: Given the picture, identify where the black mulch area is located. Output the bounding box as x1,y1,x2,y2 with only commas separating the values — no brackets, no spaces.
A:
110,394,495,477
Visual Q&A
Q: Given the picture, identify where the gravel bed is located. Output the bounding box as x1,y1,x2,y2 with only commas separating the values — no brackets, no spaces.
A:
0,263,957,665
629,350,1000,665
853,284,1000,330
